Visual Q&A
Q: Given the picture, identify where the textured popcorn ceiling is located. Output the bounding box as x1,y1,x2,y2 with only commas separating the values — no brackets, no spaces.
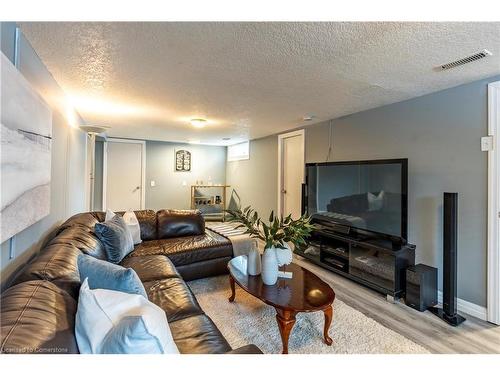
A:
20,22,500,145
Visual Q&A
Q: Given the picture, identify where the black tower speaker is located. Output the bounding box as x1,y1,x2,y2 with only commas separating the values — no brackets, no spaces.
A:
429,192,466,326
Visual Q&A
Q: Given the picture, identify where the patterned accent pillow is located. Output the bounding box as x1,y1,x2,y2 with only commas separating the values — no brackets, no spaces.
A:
95,215,134,263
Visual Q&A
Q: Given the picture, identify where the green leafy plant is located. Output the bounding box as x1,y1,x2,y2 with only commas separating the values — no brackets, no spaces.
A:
226,206,315,249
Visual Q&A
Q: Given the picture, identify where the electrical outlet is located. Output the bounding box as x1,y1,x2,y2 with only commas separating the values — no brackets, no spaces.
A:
481,136,493,151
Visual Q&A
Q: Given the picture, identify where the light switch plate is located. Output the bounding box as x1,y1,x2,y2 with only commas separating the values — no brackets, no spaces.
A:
481,136,493,151
9,237,15,259
150,180,156,187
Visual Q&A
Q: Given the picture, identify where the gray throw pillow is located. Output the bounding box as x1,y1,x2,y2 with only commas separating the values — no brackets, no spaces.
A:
95,214,134,263
77,254,147,298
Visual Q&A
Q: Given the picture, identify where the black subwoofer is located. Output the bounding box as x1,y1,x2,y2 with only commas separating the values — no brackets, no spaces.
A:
429,192,465,326
405,264,437,312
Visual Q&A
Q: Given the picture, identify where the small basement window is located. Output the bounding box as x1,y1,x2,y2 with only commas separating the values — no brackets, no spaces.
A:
227,141,249,161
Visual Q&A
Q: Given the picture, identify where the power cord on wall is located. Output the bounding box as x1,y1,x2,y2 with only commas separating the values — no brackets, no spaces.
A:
325,120,333,162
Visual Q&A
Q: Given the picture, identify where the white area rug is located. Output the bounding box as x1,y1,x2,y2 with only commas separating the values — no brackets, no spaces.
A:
188,275,429,354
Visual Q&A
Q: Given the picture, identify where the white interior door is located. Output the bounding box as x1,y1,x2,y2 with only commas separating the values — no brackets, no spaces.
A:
278,130,305,219
104,139,145,211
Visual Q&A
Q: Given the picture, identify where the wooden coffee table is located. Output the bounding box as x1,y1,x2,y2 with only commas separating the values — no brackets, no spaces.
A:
228,256,335,354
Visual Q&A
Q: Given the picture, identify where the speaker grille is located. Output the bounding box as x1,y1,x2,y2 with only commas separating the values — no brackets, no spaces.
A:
443,192,458,316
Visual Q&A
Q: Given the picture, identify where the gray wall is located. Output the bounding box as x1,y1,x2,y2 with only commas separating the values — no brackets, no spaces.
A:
226,75,499,307
0,23,87,285
146,141,226,210
226,135,279,217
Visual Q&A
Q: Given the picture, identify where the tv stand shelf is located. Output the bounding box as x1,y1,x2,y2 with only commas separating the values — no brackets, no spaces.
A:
296,229,415,298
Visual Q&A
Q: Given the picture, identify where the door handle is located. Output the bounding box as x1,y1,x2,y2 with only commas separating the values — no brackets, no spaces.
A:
132,186,140,193
281,189,287,194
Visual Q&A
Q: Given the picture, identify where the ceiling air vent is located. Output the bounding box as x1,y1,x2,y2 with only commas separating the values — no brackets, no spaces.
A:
439,49,492,70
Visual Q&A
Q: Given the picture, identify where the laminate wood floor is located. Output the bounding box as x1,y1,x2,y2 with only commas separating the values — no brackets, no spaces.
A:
294,254,500,354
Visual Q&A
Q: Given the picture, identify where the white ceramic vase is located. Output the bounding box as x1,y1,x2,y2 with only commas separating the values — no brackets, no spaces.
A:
247,241,262,276
261,247,278,285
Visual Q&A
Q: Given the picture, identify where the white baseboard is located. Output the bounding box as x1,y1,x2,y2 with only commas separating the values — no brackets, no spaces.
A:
437,291,487,321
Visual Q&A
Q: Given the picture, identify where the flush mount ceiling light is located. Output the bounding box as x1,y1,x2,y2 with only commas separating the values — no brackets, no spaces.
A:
302,115,316,121
190,118,208,128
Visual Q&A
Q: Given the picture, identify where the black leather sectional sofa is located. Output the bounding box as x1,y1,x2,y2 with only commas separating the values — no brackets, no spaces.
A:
0,209,261,354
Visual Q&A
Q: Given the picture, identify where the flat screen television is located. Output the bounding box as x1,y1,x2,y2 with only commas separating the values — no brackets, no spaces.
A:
304,159,408,241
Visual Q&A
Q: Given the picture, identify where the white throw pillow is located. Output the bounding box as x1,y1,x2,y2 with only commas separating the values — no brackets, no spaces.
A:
123,211,142,245
367,190,385,211
105,208,116,221
75,278,179,354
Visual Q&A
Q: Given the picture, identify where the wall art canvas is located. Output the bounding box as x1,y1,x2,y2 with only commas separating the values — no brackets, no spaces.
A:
175,149,191,171
1,52,52,242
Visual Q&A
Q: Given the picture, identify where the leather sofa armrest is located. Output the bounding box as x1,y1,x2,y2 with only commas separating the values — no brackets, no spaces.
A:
225,344,263,354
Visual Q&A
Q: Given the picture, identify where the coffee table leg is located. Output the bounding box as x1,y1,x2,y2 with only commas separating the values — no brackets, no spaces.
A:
228,275,236,302
275,309,297,354
323,305,333,345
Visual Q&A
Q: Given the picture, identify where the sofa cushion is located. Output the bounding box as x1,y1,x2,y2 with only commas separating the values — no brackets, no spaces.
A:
143,278,203,323
77,254,147,298
0,280,78,354
133,210,157,241
157,209,205,239
13,243,82,299
47,225,106,260
95,215,134,264
60,212,104,230
120,255,180,282
169,314,231,354
60,211,157,241
111,210,157,241
128,229,232,266
176,256,231,281
225,344,263,354
130,239,164,252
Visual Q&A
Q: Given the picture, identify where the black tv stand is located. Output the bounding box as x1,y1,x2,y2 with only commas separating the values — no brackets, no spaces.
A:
295,227,416,299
